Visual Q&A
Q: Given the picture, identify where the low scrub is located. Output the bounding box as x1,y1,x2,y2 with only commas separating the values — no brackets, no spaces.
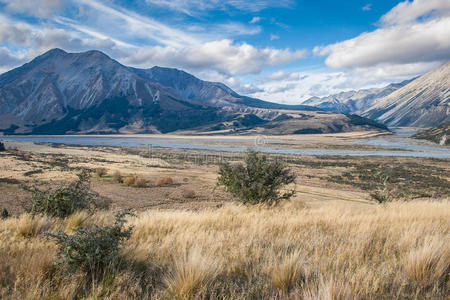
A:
112,171,123,183
156,176,174,187
218,151,296,205
95,167,108,177
47,212,133,276
134,178,148,188
27,169,94,218
123,176,136,187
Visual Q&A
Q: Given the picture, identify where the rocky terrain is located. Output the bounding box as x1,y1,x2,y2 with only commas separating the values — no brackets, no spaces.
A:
362,61,450,127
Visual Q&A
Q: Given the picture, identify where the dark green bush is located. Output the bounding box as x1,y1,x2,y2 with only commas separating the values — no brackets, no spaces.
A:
0,141,5,152
47,212,133,276
28,169,94,218
1,208,8,219
217,151,296,205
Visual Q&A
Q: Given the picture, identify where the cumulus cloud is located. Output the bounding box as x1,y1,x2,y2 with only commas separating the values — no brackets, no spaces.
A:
0,0,63,17
315,0,450,73
270,34,279,41
123,39,306,76
380,0,450,25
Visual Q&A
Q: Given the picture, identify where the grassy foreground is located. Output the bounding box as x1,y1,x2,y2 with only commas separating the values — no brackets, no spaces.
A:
1,200,449,299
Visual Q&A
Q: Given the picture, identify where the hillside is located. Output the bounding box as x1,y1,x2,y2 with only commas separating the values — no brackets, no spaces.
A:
0,49,387,135
413,121,449,145
362,61,450,127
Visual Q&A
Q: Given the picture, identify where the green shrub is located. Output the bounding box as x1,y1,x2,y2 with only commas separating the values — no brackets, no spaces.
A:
47,212,133,276
370,170,393,204
1,208,8,219
217,151,296,205
28,169,94,218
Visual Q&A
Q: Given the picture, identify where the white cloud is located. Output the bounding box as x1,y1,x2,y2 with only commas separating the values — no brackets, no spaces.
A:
250,16,262,24
380,0,450,25
315,0,450,77
270,34,279,41
362,4,372,12
145,0,293,15
123,39,307,76
0,0,63,17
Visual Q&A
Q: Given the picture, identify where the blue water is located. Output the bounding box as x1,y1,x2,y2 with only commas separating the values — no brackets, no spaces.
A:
1,134,449,158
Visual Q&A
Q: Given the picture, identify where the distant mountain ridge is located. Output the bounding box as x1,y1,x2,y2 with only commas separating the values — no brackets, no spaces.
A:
301,79,414,114
0,48,387,135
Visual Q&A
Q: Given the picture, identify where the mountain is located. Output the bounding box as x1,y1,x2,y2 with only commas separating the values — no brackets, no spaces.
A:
413,121,449,145
0,48,387,135
362,61,450,127
301,79,413,114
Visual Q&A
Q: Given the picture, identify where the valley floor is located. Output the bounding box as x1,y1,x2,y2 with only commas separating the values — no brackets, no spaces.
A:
0,140,449,298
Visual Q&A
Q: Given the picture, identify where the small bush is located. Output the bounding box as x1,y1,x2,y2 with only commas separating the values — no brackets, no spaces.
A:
95,167,107,177
123,176,136,186
182,189,196,199
156,176,174,186
47,212,133,276
217,150,296,205
112,171,123,183
28,169,94,218
134,177,147,188
164,176,174,185
0,141,5,152
370,170,393,204
1,208,9,219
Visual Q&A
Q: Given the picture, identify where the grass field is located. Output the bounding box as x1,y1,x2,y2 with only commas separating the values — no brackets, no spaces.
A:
0,141,448,299
0,200,449,299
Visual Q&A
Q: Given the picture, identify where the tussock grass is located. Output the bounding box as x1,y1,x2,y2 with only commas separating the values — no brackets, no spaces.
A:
0,200,449,299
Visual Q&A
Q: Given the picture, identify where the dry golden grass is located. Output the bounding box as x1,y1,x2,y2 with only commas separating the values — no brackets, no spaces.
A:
155,176,174,187
0,200,448,299
123,176,136,186
95,167,108,177
134,177,148,188
65,210,90,232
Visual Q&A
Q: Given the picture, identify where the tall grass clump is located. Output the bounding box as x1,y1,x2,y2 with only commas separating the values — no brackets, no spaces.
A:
28,169,94,218
217,150,296,205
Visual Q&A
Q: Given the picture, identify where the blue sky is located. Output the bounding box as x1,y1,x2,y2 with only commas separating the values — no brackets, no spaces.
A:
0,0,449,103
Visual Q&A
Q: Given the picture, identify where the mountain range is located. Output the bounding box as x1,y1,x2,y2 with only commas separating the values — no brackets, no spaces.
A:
362,61,450,127
302,79,414,114
0,48,387,135
302,61,450,128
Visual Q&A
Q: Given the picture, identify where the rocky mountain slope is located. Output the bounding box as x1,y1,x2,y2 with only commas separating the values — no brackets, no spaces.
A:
302,79,413,114
0,48,387,135
413,121,449,145
362,61,450,127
